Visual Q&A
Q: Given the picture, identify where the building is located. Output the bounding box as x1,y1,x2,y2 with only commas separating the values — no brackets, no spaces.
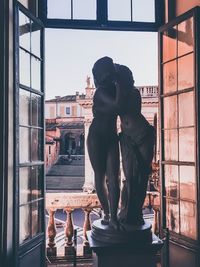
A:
1,1,200,267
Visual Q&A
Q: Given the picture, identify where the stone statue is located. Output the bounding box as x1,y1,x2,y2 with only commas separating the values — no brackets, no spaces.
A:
88,57,155,237
115,64,155,226
87,57,120,230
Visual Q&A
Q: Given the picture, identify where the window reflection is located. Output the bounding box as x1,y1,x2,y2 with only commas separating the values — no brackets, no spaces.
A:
32,201,42,237
164,96,177,129
19,204,31,244
165,165,178,198
178,17,194,57
178,91,194,127
19,89,30,126
20,127,30,163
178,53,194,91
166,199,179,233
31,56,41,90
163,60,177,93
20,167,30,205
180,166,196,201
108,0,131,21
179,127,195,162
73,0,96,20
31,129,42,161
164,130,178,161
162,26,177,63
31,21,41,57
19,11,31,51
180,201,197,239
31,93,42,126
31,166,42,200
20,49,30,87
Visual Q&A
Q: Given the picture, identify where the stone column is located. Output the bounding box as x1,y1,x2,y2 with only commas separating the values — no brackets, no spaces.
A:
77,86,95,193
83,117,95,193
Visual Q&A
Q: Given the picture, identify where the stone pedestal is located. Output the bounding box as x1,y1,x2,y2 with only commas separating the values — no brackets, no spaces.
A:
87,220,163,267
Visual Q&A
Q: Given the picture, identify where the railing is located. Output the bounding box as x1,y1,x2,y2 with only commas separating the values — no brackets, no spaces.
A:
138,86,158,97
46,191,160,263
46,193,101,262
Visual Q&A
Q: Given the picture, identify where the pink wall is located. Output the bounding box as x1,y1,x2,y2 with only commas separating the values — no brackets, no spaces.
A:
176,0,200,16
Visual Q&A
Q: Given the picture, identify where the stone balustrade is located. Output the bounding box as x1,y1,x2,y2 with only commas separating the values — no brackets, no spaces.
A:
46,192,101,259
46,191,160,259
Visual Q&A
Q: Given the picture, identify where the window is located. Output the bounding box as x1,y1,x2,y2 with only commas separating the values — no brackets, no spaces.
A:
17,8,44,244
41,0,163,31
160,13,197,240
66,107,70,115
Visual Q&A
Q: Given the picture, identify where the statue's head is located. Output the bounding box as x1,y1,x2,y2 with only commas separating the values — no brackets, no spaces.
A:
115,64,135,88
92,56,117,88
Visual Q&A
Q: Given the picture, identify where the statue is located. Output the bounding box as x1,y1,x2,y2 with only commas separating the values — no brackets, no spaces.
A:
88,57,155,237
115,64,155,226
87,57,121,230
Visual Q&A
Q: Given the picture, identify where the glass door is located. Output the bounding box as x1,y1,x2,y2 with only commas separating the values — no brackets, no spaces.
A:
159,7,200,267
15,3,45,267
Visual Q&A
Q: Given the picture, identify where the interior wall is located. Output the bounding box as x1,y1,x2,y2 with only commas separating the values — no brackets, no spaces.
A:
165,0,200,23
176,0,200,17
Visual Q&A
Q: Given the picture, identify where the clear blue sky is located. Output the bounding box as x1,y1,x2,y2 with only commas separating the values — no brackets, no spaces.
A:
45,29,158,99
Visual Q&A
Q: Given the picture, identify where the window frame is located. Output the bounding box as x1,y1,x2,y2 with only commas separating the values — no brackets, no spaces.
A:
39,0,164,31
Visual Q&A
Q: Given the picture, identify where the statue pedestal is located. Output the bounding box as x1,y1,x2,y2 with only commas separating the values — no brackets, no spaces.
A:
87,219,163,267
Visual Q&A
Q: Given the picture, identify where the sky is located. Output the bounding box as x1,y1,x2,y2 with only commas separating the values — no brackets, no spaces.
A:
45,29,158,99
45,0,158,99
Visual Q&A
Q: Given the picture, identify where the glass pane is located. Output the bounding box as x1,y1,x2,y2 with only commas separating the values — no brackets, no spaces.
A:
180,166,196,201
19,204,31,244
180,201,197,239
32,201,42,237
31,21,41,57
166,198,179,233
73,0,96,20
31,129,42,161
19,49,30,87
132,0,155,22
163,60,177,94
31,93,42,126
47,0,71,19
20,127,30,163
178,53,194,91
31,56,41,90
162,26,177,63
179,91,194,127
18,0,29,9
164,96,177,129
31,166,42,200
178,17,194,57
164,130,178,161
19,89,30,126
19,167,30,205
165,165,178,198
108,0,131,21
19,11,31,51
179,127,195,162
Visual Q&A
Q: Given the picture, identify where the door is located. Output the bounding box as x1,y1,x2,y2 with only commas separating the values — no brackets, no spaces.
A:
15,2,45,266
159,7,200,267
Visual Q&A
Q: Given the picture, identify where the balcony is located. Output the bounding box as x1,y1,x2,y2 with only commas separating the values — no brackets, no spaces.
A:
46,190,160,266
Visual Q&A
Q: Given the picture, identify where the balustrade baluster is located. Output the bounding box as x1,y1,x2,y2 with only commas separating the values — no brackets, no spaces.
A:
64,208,76,259
47,208,57,257
83,208,92,256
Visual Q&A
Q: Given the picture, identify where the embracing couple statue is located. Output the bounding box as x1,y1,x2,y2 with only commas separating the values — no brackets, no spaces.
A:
87,57,155,232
